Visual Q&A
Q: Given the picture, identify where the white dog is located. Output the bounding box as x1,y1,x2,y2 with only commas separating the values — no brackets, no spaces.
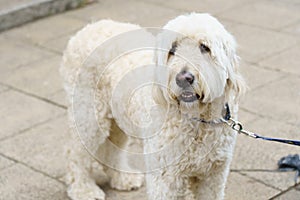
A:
60,13,245,200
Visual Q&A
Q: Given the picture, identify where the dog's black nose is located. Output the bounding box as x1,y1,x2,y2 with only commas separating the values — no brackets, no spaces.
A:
175,71,194,88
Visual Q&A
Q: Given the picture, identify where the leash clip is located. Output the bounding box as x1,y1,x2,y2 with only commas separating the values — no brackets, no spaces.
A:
225,118,257,138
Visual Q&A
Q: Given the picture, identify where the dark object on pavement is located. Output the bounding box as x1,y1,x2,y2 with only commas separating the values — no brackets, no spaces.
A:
278,154,300,183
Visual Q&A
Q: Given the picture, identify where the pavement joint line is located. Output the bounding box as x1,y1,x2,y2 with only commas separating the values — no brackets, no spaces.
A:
0,82,67,110
257,63,300,79
278,19,300,36
131,0,186,13
213,0,262,16
0,152,66,186
257,42,300,64
249,74,289,92
219,16,297,33
136,0,261,16
269,182,300,200
0,113,66,143
239,106,300,127
217,16,300,37
241,60,300,80
237,171,282,192
34,43,63,55
0,160,16,173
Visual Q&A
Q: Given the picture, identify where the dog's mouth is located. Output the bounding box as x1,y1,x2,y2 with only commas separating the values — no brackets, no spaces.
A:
178,91,201,103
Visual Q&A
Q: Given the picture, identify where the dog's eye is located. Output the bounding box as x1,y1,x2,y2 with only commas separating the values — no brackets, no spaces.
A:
169,42,177,56
200,43,210,53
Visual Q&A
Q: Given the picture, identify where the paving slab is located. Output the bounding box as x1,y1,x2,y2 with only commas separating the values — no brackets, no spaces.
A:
0,116,68,178
3,13,86,46
228,24,299,63
274,187,300,200
219,0,300,30
50,89,67,106
232,116,300,170
0,164,68,200
65,0,182,27
145,0,258,15
238,109,258,124
0,84,9,93
40,34,72,54
1,55,65,106
0,36,55,75
240,61,285,91
241,171,299,191
0,155,15,171
259,44,300,76
284,20,300,36
240,75,300,125
224,172,279,200
0,90,65,140
231,113,300,193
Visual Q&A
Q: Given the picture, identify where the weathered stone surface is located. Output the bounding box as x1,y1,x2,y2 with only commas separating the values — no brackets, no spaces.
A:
284,21,300,36
274,188,300,200
0,164,68,200
228,24,298,63
0,84,8,93
65,0,181,27
242,171,299,191
0,90,65,140
232,117,300,170
3,14,86,45
240,75,300,125
219,0,300,30
0,155,14,171
0,116,68,178
224,172,279,200
0,36,54,75
40,34,72,54
240,60,284,91
1,55,65,105
259,45,300,76
146,0,257,15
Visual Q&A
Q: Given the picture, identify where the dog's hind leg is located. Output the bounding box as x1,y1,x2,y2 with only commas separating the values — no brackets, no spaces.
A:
64,68,112,200
104,120,144,191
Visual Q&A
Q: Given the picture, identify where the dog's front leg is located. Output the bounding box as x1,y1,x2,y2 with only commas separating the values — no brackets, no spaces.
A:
193,162,231,200
146,172,194,200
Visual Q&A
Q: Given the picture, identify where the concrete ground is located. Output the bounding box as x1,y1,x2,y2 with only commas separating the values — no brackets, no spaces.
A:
0,0,299,199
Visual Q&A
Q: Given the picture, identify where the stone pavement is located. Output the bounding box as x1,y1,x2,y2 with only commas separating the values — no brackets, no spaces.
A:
0,0,299,199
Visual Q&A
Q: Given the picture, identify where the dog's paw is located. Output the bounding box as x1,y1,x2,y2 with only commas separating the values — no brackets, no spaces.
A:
67,181,105,200
110,172,144,191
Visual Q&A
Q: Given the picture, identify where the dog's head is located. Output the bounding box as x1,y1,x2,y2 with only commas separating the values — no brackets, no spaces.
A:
154,13,245,113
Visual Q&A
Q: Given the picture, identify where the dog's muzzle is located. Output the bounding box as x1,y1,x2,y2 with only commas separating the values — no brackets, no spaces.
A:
176,71,201,102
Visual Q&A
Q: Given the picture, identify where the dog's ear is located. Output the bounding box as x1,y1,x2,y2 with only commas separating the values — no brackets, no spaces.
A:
152,31,177,106
152,83,168,106
224,36,247,102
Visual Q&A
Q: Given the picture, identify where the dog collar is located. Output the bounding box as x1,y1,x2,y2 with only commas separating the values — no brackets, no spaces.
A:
191,103,230,125
192,104,300,147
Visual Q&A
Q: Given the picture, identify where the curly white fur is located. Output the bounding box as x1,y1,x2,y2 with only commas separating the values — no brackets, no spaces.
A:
60,13,246,200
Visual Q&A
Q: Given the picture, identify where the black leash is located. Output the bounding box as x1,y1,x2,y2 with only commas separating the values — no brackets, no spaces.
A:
193,103,300,147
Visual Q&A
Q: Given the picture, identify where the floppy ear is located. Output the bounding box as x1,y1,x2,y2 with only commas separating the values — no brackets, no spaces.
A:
224,36,247,102
152,30,178,106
